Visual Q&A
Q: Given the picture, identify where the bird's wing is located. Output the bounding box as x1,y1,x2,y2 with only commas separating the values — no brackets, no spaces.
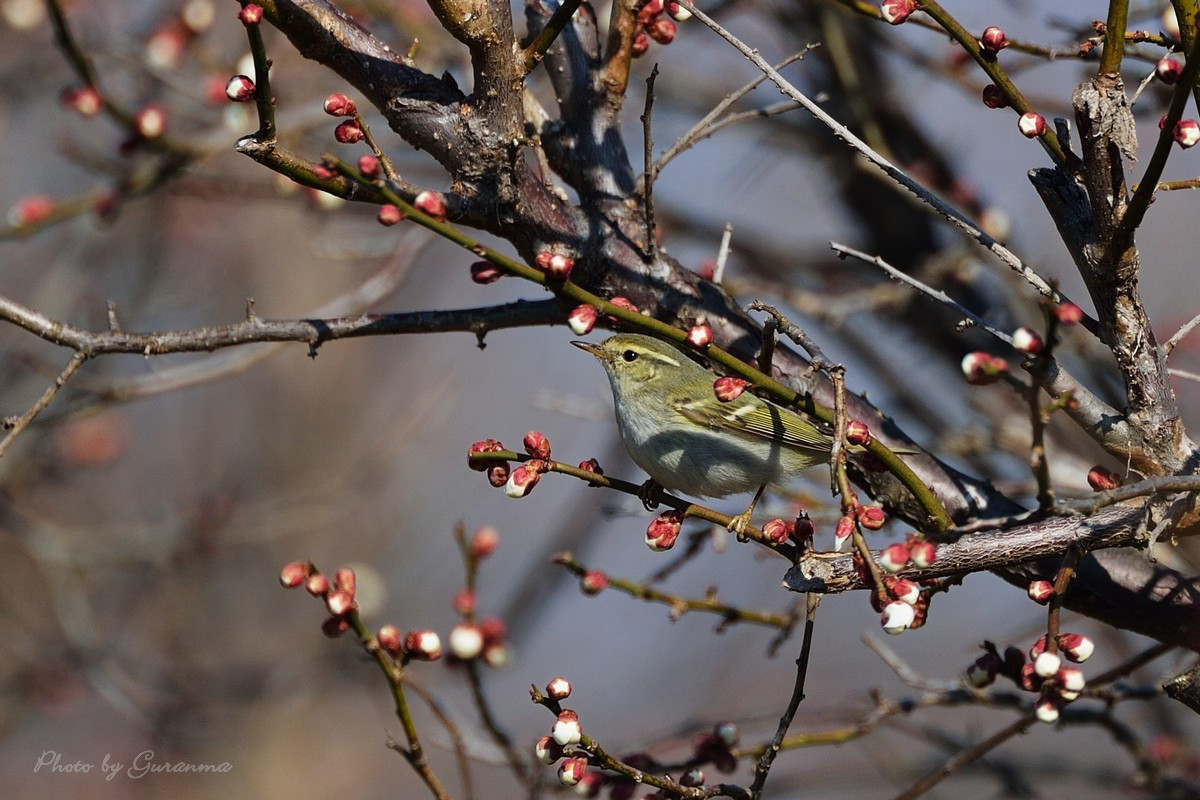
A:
674,395,832,454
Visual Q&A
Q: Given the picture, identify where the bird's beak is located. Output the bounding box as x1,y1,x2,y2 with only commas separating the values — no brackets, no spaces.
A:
571,340,603,358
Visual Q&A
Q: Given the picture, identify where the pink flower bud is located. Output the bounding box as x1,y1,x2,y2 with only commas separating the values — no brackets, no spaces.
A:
981,83,1009,109
1027,580,1055,605
879,0,916,24
1156,57,1184,85
552,709,583,746
607,296,639,317
686,324,714,349
279,561,311,588
377,204,404,226
961,351,1009,384
1029,635,1048,660
666,1,691,22
135,105,168,139
558,756,587,786
1057,665,1086,694
1012,326,1044,355
524,430,552,459
645,510,683,551
453,588,476,615
580,569,608,595
334,119,364,144
543,253,574,279
470,526,499,559
546,676,572,701
844,420,871,446
334,567,356,593
577,457,603,476
857,505,886,531
323,92,357,117
881,600,915,634
833,514,855,551
357,154,380,178
1034,650,1062,678
1057,632,1094,662
377,624,403,653
225,74,255,102
487,465,508,487
879,541,910,573
325,589,355,616
535,735,564,764
568,305,598,335
1034,692,1061,723
762,518,793,544
313,162,336,181
979,26,1009,53
504,465,540,498
414,190,447,220
449,623,484,659
404,629,443,660
479,616,506,647
1174,119,1200,149
632,32,650,57
886,576,921,605
305,573,330,596
1055,302,1083,325
1019,662,1044,692
60,85,102,116
908,538,937,568
468,438,505,470
647,17,676,44
238,3,263,25
1018,112,1047,138
713,376,749,402
1086,466,1121,491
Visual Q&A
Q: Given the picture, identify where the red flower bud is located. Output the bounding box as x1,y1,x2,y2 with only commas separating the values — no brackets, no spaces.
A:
414,190,447,220
377,204,404,226
713,376,749,402
523,430,552,459
1018,112,1047,138
686,324,714,348
323,92,357,117
334,119,364,143
645,510,683,551
979,26,1009,53
879,0,916,25
1086,465,1121,491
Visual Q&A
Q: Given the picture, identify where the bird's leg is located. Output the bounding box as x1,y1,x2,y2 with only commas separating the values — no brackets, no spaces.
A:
727,484,767,540
638,479,665,511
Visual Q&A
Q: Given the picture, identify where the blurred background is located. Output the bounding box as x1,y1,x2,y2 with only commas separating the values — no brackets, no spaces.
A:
0,0,1198,797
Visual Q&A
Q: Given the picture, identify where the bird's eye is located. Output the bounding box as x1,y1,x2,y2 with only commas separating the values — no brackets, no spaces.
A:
622,349,639,362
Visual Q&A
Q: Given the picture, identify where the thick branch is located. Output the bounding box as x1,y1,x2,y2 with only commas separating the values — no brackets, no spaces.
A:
785,505,1200,652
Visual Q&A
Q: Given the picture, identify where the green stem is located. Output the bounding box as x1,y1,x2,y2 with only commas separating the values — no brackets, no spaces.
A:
1099,1,1129,75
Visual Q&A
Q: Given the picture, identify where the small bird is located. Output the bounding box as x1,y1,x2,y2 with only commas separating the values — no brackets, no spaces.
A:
573,333,837,502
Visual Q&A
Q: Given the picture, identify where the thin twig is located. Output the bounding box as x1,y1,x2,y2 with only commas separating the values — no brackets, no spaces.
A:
829,242,1013,346
748,593,820,798
656,50,813,174
891,713,1037,800
1164,310,1200,355
746,302,836,374
680,1,1096,331
1056,475,1200,515
640,64,660,260
0,351,88,458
